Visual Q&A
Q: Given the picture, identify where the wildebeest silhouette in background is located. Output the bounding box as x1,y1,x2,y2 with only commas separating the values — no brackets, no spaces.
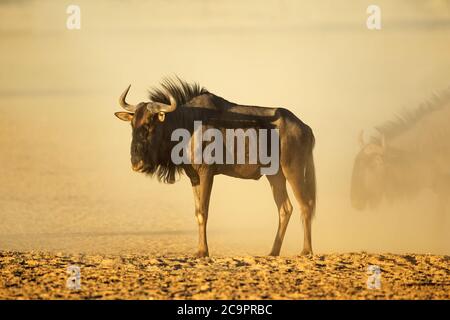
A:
114,78,316,257
351,87,450,215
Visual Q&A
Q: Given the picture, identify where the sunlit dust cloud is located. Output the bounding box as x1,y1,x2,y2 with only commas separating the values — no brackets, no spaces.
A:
0,0,449,255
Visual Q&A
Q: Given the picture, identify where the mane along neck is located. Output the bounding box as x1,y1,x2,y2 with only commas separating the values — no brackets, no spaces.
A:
148,77,208,107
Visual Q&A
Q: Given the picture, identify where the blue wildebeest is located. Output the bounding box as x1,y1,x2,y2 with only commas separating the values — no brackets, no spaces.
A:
114,78,316,257
351,88,450,213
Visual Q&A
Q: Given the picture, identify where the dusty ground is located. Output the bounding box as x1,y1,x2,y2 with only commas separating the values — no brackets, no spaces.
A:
0,1,449,301
0,251,448,300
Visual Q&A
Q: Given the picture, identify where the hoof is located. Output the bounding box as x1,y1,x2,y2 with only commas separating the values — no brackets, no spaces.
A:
300,249,313,256
196,251,209,258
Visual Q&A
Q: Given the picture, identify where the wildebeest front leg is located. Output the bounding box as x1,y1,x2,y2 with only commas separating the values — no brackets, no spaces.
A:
267,173,293,256
191,170,214,258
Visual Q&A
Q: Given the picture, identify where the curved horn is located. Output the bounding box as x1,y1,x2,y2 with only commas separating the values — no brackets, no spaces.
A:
380,134,386,151
358,130,365,148
119,84,136,112
146,94,177,113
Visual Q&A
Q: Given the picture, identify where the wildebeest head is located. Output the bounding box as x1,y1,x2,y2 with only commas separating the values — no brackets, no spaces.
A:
350,131,387,210
114,85,177,173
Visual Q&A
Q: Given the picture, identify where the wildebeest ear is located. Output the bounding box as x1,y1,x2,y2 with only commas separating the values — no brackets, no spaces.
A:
115,112,134,122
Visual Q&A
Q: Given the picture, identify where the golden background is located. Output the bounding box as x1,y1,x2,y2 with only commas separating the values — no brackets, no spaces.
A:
0,0,449,255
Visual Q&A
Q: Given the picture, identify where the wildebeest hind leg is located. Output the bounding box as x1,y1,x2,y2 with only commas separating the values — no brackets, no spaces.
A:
285,157,315,256
267,172,293,256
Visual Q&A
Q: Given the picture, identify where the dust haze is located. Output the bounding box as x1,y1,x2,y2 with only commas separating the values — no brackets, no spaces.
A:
0,0,449,256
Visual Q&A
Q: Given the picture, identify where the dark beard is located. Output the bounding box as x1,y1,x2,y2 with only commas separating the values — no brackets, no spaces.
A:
141,152,182,184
